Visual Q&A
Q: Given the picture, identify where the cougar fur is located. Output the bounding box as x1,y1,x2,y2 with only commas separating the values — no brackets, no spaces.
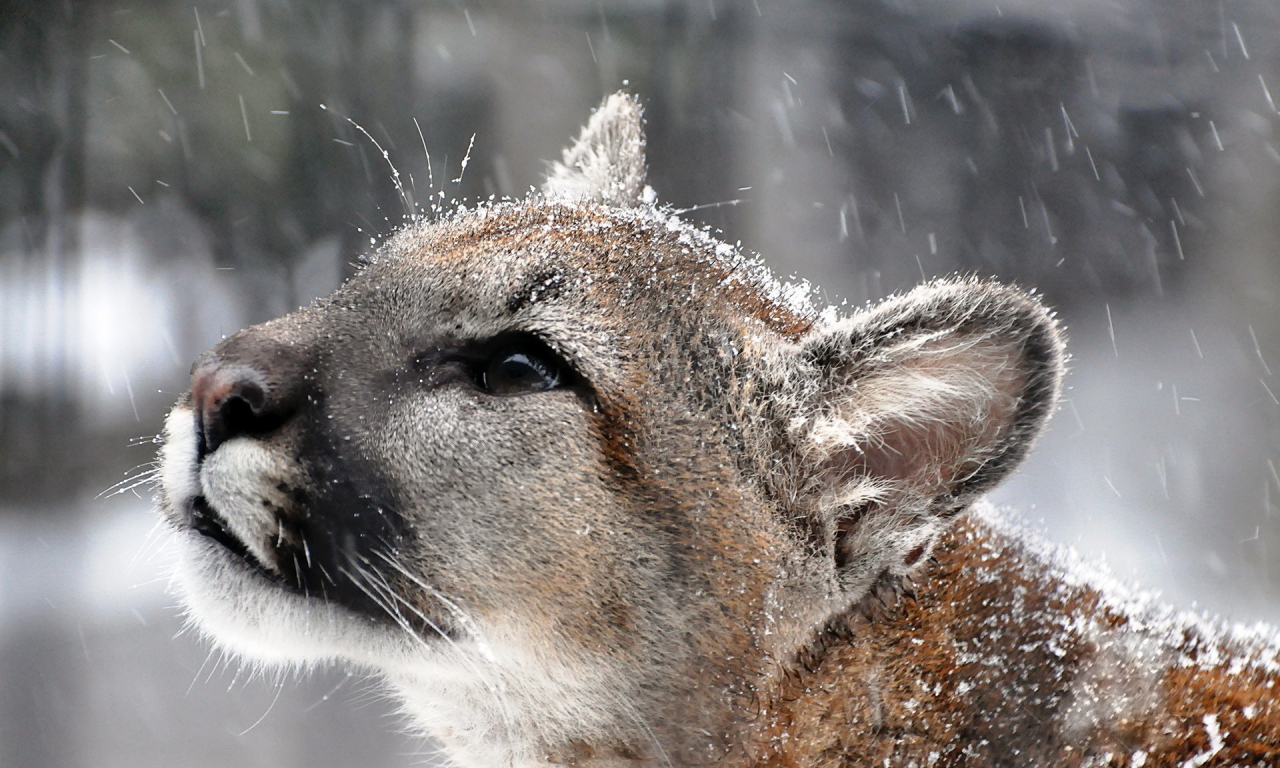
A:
158,93,1280,767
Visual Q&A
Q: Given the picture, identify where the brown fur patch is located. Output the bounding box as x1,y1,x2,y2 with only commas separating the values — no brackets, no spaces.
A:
745,515,1280,767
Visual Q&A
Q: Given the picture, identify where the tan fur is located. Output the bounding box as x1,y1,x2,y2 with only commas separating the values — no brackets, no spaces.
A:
157,93,1280,768
746,511,1280,767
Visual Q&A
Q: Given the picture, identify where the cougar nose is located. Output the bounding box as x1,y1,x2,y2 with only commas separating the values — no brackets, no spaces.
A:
191,355,288,456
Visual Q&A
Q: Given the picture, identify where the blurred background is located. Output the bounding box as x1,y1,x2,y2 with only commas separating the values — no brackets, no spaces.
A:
2,0,1280,765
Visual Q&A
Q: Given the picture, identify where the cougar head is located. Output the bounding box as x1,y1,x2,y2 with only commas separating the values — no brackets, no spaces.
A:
158,93,1064,767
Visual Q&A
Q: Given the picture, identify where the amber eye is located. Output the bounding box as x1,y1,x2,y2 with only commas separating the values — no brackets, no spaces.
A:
480,347,562,395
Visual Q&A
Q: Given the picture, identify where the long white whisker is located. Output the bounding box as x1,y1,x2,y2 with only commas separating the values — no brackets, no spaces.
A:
238,675,286,736
321,103,413,220
345,558,487,676
413,116,434,214
346,554,522,742
337,563,412,631
97,464,160,499
302,669,355,713
453,133,475,186
186,646,219,696
338,558,495,696
614,694,673,768
129,516,173,573
371,550,488,644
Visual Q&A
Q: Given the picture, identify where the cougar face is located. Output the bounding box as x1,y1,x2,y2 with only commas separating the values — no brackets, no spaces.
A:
158,94,1066,767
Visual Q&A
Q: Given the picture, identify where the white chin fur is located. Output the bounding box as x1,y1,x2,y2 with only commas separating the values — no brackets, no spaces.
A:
172,531,418,667
172,534,593,768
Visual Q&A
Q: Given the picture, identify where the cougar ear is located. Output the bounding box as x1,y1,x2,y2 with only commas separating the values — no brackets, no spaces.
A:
781,279,1065,597
542,91,652,207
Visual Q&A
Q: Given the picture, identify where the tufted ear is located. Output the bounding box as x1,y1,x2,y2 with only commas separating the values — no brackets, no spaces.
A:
542,92,652,207
779,279,1065,599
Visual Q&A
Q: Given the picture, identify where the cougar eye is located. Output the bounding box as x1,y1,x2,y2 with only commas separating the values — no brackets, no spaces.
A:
480,345,562,395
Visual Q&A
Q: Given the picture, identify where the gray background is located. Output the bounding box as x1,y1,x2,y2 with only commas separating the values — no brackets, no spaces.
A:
2,0,1280,765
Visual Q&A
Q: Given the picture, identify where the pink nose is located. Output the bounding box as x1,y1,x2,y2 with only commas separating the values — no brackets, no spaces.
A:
190,360,269,455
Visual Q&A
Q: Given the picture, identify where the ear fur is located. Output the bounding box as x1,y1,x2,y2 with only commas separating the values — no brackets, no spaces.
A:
776,279,1065,598
542,92,651,207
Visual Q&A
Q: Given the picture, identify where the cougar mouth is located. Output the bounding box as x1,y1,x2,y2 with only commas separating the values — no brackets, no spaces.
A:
189,495,272,575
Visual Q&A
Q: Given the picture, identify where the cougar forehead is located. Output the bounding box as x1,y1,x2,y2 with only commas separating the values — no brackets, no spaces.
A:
356,202,815,342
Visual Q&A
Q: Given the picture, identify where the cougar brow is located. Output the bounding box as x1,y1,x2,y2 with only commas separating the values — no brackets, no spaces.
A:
505,269,568,313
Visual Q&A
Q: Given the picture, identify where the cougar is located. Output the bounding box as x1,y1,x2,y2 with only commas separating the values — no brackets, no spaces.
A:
158,93,1279,767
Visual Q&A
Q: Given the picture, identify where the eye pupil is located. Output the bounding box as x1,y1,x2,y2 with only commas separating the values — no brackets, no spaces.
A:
483,348,561,394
